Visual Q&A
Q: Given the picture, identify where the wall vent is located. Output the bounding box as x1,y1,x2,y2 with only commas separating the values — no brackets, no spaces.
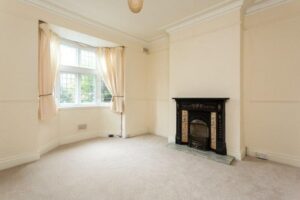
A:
255,152,268,160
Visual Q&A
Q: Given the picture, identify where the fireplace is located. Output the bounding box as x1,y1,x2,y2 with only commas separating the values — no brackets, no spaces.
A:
190,119,210,151
173,98,229,155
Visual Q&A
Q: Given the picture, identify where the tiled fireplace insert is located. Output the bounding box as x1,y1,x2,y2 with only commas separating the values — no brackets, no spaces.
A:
173,98,229,155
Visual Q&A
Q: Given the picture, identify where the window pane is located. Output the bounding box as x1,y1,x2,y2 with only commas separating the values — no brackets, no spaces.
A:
80,74,96,103
60,45,78,66
101,80,112,103
80,50,96,69
60,73,77,104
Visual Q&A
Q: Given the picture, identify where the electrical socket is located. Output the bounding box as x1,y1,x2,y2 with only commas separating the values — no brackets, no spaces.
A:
78,124,87,130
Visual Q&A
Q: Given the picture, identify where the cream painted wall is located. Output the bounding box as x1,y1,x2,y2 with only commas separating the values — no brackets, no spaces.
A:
0,11,39,164
243,1,300,167
146,2,300,166
147,38,170,138
0,0,149,170
39,107,121,154
168,10,243,159
124,48,149,137
2,0,300,170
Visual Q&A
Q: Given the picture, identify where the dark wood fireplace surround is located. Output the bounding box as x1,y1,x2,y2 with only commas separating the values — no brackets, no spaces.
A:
173,98,229,155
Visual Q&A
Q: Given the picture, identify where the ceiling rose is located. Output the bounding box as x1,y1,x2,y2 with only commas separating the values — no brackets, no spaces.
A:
128,0,144,14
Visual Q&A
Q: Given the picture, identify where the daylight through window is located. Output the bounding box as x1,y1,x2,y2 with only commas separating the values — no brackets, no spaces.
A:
57,40,112,107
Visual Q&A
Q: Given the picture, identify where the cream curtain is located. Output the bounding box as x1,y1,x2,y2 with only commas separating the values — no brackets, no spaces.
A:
97,47,124,113
38,23,60,120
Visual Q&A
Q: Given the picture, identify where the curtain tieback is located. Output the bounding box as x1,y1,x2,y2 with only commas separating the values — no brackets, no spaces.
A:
113,96,124,98
39,93,53,97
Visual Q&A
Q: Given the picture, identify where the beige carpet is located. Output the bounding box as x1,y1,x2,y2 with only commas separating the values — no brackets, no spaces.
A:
0,135,299,200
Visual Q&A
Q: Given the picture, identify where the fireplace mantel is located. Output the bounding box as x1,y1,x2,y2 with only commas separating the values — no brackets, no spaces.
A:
173,97,229,101
173,97,229,155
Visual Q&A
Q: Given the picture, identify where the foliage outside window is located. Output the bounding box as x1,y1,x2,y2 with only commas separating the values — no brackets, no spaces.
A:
57,40,112,107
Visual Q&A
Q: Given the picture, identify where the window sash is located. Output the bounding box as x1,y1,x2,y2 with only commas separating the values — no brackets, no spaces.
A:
79,74,97,104
57,72,102,107
58,72,78,106
60,65,97,75
60,39,97,69
57,40,111,108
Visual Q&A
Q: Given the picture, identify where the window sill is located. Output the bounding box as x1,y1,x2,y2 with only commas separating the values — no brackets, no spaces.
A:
58,104,111,110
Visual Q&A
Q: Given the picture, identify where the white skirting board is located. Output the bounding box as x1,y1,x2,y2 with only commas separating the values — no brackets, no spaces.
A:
39,139,59,156
240,148,247,160
246,147,300,168
0,131,119,171
59,132,104,146
0,152,40,171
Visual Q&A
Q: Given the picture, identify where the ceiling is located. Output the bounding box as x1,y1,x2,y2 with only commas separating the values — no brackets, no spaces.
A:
25,0,279,42
50,24,119,47
30,0,241,42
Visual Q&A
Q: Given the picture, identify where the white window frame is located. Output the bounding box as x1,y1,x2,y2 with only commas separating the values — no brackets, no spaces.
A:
56,39,111,108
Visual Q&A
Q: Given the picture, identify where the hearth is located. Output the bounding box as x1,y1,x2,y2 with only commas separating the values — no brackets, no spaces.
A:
173,98,229,155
